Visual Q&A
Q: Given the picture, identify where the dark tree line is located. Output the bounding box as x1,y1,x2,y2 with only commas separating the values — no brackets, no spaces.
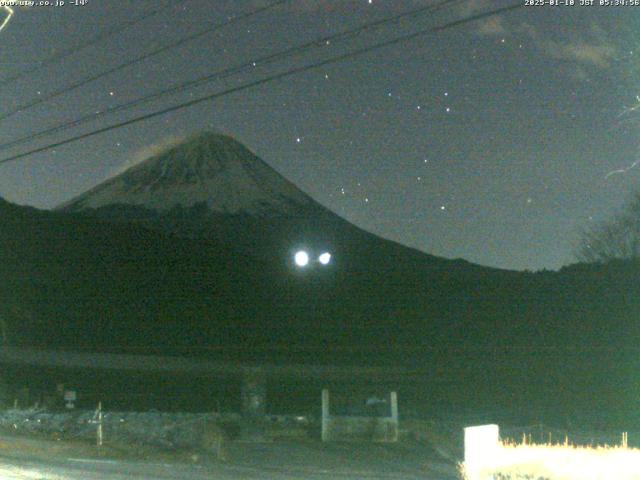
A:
577,193,640,263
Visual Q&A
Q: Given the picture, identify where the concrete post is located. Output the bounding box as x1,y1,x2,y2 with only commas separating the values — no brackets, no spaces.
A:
240,368,267,441
321,388,330,442
96,401,103,447
390,391,398,421
389,391,398,442
241,367,267,419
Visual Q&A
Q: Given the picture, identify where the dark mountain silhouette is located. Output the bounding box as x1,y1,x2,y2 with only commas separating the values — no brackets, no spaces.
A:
58,131,353,256
56,132,479,286
1,132,638,427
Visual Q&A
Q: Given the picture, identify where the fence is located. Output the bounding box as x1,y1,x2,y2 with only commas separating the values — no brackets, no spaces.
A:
320,389,398,442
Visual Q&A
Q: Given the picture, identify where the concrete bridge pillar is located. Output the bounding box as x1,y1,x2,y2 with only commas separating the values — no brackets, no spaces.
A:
240,367,267,440
241,367,267,418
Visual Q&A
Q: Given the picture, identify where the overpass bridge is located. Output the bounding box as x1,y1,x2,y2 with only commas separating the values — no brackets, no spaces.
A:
0,347,430,419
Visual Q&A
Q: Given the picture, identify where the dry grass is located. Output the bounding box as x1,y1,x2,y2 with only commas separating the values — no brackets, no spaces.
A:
460,437,640,480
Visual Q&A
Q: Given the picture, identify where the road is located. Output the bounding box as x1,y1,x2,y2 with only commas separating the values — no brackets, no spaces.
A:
0,455,297,480
0,432,459,479
0,454,458,479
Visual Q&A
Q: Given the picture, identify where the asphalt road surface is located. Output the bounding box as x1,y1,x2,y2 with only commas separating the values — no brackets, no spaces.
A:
0,439,459,480
0,455,459,479
0,455,311,480
0,429,460,480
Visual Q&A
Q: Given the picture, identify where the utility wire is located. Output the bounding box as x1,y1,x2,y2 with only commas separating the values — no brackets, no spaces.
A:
0,0,465,152
0,0,288,124
0,2,524,166
0,4,170,87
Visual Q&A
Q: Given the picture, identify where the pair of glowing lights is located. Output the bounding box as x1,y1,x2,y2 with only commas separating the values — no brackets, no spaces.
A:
294,250,331,267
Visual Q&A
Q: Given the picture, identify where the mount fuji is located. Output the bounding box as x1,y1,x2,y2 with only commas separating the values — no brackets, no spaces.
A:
57,131,458,265
58,132,321,218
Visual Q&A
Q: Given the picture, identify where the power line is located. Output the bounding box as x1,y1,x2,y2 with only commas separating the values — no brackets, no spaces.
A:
0,0,464,152
0,2,524,166
0,4,170,88
0,0,288,124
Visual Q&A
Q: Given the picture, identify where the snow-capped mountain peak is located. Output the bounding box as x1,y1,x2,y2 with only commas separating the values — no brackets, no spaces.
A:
58,132,317,216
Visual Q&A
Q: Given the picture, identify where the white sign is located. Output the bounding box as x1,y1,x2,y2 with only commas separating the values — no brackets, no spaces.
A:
464,424,500,468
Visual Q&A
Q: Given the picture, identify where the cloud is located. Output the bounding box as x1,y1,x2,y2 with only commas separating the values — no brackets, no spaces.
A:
568,65,590,83
527,22,617,80
524,21,615,66
458,0,508,36
538,37,616,69
476,15,507,36
466,5,617,78
459,0,491,15
108,135,185,179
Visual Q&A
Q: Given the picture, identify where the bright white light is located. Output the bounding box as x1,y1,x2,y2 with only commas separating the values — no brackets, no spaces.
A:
461,423,640,480
318,252,331,265
294,251,309,267
464,424,500,472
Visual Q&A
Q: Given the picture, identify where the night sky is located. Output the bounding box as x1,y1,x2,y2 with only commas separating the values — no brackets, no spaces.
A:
0,0,637,271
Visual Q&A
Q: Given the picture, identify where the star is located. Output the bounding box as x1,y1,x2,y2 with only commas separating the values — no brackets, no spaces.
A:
445,107,451,113
296,137,301,143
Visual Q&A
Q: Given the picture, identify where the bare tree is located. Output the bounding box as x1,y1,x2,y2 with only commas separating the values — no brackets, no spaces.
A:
576,193,640,263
